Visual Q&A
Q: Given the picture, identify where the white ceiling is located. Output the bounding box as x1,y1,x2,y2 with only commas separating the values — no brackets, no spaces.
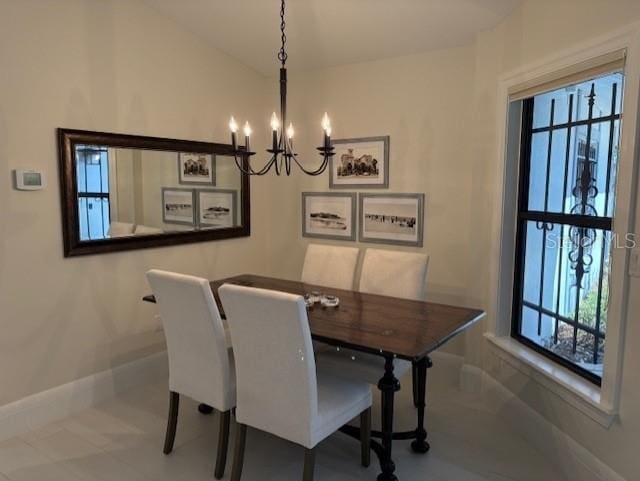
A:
143,0,521,76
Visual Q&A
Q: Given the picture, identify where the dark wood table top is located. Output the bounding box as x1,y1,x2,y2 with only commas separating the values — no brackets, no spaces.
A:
143,274,485,362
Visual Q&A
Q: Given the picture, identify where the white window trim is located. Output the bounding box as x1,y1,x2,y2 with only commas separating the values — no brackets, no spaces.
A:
485,334,615,427
488,22,640,424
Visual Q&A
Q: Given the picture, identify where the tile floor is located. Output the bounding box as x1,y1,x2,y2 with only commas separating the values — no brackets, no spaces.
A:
0,364,567,481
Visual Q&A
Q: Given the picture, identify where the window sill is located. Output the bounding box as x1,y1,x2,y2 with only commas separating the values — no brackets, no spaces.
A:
484,333,616,428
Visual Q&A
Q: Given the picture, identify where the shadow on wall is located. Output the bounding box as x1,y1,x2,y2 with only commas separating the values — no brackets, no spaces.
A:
83,0,117,126
0,105,7,264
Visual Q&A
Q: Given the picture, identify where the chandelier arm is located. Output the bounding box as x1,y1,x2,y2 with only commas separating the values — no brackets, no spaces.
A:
233,153,276,176
233,154,260,175
274,154,282,176
289,151,330,176
282,136,331,176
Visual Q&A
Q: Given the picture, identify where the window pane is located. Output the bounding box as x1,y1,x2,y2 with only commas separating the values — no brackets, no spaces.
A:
518,223,611,378
572,74,623,121
528,122,620,216
522,221,543,304
513,71,622,383
533,90,570,128
605,120,621,217
527,132,549,211
76,145,109,194
78,196,109,241
78,198,89,241
546,129,568,213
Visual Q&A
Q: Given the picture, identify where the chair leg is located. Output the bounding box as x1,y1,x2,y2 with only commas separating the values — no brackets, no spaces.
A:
412,362,419,408
214,410,231,479
163,391,180,455
303,447,316,481
230,423,247,481
360,408,371,467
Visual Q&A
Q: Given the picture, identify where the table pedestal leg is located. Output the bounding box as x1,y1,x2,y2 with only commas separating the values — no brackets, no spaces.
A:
377,356,400,481
411,356,431,453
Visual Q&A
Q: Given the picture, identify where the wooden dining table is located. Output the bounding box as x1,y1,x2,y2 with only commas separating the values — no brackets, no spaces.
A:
143,274,485,481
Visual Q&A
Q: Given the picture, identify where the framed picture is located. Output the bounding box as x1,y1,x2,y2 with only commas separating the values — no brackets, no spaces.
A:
161,187,196,226
302,192,357,241
178,152,216,185
197,189,237,228
359,193,424,247
329,136,389,189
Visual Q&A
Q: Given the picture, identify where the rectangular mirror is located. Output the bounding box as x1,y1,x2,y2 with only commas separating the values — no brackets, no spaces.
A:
58,129,250,256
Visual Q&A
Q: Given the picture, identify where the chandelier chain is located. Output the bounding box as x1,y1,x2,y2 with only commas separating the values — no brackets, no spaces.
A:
277,0,288,67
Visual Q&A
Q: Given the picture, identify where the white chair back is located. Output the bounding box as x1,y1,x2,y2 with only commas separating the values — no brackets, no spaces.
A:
359,248,429,301
218,284,317,445
301,243,359,290
146,270,234,411
108,221,134,238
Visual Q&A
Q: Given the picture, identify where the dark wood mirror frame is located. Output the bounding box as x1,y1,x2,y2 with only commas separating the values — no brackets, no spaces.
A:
58,128,250,257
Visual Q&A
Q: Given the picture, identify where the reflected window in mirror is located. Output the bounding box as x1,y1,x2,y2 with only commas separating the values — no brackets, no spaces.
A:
76,145,111,241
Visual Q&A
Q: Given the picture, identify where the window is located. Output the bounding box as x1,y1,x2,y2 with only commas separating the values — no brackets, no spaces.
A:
512,71,623,385
76,145,110,240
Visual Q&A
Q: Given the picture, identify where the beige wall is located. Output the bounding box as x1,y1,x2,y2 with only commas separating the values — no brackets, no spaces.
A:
262,0,640,477
2,0,640,477
263,45,479,358
0,0,270,405
473,2,640,478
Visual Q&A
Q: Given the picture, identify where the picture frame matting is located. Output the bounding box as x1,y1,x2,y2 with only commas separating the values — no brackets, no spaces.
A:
302,192,357,242
161,187,196,226
329,136,389,189
358,193,425,247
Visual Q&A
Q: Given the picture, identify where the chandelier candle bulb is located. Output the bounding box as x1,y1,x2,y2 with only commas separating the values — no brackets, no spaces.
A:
270,112,280,131
321,112,332,150
270,112,280,151
229,116,239,151
324,126,332,150
243,121,252,152
287,123,294,139
321,112,331,132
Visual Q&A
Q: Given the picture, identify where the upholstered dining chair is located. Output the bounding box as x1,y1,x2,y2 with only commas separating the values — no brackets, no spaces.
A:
218,284,372,481
301,243,360,290
146,270,235,480
315,249,430,446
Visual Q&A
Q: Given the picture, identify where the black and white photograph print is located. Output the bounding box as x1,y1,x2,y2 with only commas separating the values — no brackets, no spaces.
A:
329,136,389,189
302,192,357,241
359,193,424,246
178,152,215,185
197,189,237,228
162,188,196,226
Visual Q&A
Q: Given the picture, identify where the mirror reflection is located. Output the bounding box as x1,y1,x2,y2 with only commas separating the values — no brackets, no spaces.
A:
74,146,242,241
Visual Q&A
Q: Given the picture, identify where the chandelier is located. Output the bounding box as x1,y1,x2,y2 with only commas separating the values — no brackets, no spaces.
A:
227,0,334,176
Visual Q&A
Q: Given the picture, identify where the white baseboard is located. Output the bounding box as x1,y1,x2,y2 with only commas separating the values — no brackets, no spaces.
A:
0,351,168,442
430,351,626,481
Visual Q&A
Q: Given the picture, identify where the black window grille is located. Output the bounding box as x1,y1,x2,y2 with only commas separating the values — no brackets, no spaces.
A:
76,145,110,240
512,72,623,385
